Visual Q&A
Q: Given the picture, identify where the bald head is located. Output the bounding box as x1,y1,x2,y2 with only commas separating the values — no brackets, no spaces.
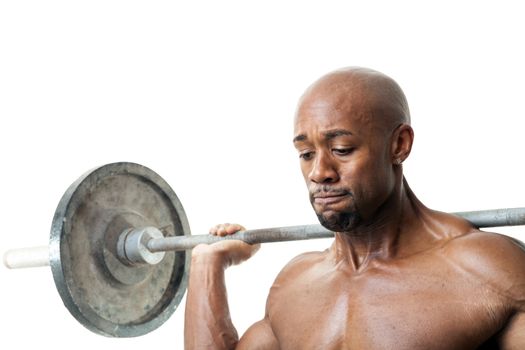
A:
293,67,415,231
296,67,410,133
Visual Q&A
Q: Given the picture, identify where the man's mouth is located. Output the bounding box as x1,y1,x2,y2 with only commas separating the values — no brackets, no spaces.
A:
312,192,349,205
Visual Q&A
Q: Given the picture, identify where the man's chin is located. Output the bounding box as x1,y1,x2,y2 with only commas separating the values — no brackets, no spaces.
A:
316,210,361,232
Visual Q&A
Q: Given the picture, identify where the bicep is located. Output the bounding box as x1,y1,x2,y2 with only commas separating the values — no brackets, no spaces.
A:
237,319,280,350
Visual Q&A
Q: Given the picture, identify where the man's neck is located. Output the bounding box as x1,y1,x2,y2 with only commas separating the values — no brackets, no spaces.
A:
331,178,425,271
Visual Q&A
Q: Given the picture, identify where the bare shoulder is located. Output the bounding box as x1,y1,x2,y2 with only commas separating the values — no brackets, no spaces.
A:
272,249,329,283
445,231,525,347
445,230,525,272
444,230,525,305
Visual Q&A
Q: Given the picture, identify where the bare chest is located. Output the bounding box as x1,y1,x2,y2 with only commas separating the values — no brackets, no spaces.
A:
267,262,507,350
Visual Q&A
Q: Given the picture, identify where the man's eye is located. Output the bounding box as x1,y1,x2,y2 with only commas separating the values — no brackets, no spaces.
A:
333,148,354,156
299,151,314,160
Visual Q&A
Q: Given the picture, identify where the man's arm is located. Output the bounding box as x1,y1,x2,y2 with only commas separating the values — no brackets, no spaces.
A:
495,237,525,349
454,232,525,349
236,319,280,350
184,249,239,349
184,224,278,350
499,313,525,349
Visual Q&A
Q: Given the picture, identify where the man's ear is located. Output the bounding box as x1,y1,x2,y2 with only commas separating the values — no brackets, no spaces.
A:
391,124,414,164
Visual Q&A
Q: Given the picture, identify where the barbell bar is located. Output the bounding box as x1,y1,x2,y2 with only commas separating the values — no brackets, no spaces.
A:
7,205,525,268
148,206,525,251
3,162,525,337
6,207,525,268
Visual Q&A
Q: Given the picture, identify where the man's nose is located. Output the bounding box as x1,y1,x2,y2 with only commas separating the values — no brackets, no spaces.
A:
308,152,339,184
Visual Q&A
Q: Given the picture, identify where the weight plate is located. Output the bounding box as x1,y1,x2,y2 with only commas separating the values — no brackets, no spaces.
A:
49,162,190,337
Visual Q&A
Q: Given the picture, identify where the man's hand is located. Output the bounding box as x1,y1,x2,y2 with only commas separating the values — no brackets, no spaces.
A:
192,223,261,268
186,223,259,349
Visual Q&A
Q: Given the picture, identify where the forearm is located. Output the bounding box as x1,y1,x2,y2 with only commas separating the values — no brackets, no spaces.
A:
184,253,239,350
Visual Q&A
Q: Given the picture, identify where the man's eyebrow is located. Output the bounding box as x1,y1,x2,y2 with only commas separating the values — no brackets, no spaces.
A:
293,129,353,143
293,134,307,143
324,129,353,140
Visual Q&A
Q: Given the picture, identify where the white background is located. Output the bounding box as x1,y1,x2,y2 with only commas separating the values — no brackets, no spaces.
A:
1,1,524,348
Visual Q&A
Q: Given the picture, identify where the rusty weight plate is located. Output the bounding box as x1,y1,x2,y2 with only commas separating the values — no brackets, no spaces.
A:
49,162,190,337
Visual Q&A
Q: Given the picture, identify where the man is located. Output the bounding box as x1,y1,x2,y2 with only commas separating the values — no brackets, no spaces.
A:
184,67,525,349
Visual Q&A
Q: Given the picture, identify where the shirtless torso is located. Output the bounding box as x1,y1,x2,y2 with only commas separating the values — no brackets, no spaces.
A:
184,67,525,349
234,209,525,350
260,234,524,349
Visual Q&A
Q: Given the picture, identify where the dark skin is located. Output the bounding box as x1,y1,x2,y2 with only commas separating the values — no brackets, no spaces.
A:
184,67,525,349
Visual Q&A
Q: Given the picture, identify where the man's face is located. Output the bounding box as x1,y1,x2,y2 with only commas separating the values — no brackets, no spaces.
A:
293,91,397,232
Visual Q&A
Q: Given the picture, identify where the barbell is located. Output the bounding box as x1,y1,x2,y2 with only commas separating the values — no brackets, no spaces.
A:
3,162,525,337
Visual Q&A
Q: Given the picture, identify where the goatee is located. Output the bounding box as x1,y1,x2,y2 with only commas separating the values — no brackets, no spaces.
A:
316,210,362,232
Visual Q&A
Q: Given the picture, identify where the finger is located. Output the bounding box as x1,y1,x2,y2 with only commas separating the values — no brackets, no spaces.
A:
209,223,231,235
225,224,245,235
216,224,230,237
209,223,244,236
209,225,219,235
